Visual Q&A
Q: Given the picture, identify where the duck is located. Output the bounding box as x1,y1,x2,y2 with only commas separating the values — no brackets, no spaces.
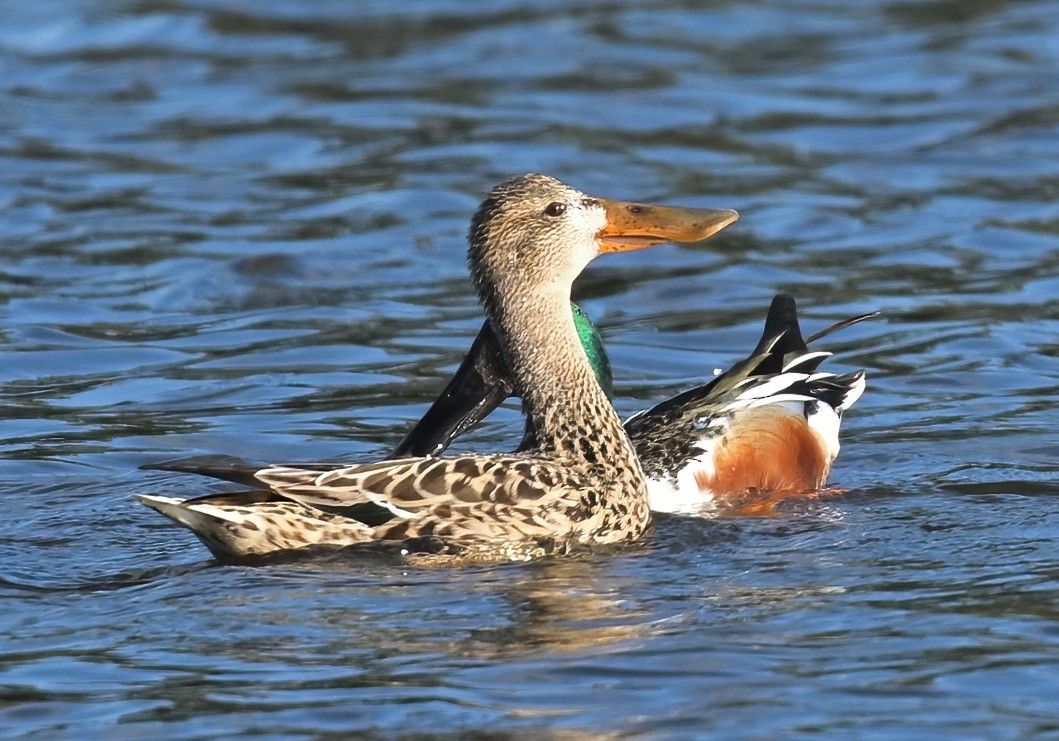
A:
393,293,875,515
136,173,740,562
150,294,874,518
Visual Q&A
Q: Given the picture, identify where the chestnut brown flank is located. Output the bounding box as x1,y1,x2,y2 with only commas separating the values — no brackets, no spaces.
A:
694,408,829,497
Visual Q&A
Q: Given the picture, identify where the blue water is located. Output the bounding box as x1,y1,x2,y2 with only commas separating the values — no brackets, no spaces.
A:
2,0,1059,737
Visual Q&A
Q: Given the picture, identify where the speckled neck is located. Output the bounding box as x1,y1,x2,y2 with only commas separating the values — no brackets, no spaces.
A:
488,278,644,488
465,173,649,517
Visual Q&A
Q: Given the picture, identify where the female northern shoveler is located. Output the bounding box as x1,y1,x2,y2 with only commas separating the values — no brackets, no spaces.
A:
392,293,875,515
137,173,739,561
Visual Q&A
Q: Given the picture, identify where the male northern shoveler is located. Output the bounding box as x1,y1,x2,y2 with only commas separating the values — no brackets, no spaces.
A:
136,173,739,561
393,293,875,515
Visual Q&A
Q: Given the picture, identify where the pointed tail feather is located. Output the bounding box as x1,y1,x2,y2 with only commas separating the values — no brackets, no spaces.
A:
805,310,881,345
135,493,243,528
141,455,263,487
135,493,375,560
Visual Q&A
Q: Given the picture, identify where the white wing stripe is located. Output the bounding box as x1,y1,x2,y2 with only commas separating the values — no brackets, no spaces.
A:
736,373,810,400
782,351,832,373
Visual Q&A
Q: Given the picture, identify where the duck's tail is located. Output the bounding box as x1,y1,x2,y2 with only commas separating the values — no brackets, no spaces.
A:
135,492,373,560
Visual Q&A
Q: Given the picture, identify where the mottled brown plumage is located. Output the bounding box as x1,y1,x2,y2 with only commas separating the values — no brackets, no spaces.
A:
137,173,738,562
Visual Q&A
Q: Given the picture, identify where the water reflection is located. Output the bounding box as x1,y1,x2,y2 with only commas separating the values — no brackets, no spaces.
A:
453,558,667,658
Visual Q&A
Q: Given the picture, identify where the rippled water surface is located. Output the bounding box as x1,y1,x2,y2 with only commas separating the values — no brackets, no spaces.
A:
2,0,1059,737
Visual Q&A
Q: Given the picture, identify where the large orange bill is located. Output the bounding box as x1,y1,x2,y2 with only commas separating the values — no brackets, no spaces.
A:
597,199,739,253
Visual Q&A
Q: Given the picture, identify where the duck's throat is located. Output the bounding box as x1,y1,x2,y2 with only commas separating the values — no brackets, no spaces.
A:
491,287,637,472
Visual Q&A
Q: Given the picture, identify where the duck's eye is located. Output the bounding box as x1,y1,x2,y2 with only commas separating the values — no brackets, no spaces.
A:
543,202,567,217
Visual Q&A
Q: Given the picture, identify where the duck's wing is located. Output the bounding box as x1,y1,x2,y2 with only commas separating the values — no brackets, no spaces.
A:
393,301,614,458
253,454,587,543
256,454,570,515
391,318,513,458
627,294,873,431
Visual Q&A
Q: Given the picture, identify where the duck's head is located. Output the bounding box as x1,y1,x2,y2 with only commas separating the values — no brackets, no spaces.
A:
468,173,739,312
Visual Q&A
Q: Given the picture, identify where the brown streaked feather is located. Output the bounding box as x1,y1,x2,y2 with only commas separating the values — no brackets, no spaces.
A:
258,455,568,513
